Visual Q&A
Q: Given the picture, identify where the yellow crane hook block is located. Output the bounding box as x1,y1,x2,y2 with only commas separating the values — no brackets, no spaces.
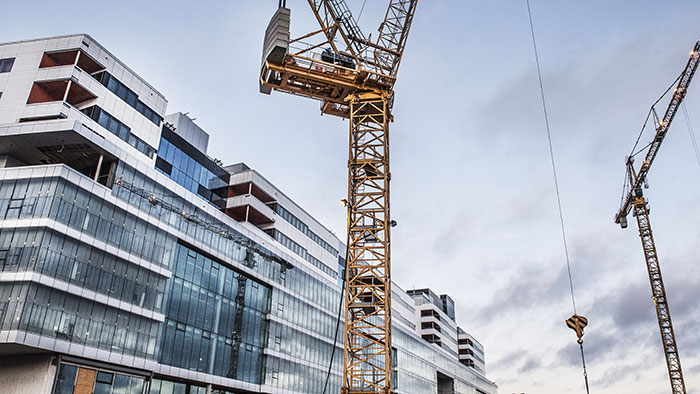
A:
566,314,588,343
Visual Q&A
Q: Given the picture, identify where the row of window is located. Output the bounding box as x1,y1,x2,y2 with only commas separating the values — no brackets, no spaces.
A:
273,290,341,340
114,163,342,314
156,138,228,208
0,282,160,359
82,105,156,158
93,70,163,126
149,378,206,394
0,176,175,269
55,363,146,394
268,319,342,372
265,355,342,394
158,136,228,191
0,226,166,312
275,204,338,256
458,348,484,363
273,229,335,277
0,57,14,73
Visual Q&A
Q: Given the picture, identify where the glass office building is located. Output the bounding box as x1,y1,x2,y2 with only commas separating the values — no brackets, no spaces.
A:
0,35,497,394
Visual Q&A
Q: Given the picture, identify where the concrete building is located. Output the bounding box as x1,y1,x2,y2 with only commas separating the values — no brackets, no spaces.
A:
407,289,459,357
0,34,497,394
407,289,487,376
457,328,486,375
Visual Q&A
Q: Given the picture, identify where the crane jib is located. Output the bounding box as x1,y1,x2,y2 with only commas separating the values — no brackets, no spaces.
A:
615,40,700,394
615,40,700,224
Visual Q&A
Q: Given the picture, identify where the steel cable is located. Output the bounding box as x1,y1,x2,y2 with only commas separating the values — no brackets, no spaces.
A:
525,1,590,392
681,102,700,171
322,276,345,394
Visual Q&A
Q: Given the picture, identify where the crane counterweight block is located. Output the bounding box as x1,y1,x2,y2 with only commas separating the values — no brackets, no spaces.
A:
260,7,291,95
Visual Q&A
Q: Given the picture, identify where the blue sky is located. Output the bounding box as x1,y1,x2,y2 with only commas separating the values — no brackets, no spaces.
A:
3,1,700,393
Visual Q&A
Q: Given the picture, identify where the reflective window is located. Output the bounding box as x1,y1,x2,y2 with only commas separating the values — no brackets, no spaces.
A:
54,364,78,394
92,71,163,126
51,364,146,394
155,131,228,209
274,204,339,256
158,243,270,384
81,105,156,158
0,58,14,73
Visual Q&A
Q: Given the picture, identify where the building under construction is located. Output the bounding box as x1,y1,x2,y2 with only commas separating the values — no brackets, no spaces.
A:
0,34,497,394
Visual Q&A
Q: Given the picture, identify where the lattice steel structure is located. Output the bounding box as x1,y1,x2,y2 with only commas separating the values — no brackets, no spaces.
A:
259,1,418,392
615,40,700,394
633,198,685,394
344,93,392,393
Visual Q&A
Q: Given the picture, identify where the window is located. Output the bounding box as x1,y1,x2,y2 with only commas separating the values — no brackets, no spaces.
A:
0,58,14,73
81,105,155,158
93,371,113,394
92,70,162,126
54,364,78,394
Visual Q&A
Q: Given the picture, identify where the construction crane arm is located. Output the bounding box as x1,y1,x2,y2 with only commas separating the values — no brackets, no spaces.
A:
303,0,417,83
306,0,367,62
374,0,418,77
616,40,700,226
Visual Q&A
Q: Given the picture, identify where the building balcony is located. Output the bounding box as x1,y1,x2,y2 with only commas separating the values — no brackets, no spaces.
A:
225,193,275,227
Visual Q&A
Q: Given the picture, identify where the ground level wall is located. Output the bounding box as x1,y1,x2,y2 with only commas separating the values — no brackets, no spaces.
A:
0,353,56,394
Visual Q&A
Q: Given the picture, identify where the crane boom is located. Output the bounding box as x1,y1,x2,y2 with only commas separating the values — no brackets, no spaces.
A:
375,0,418,77
307,0,367,62
615,41,700,225
615,41,700,394
260,2,418,393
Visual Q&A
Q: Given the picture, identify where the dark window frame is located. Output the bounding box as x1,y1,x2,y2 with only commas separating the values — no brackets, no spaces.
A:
0,58,15,73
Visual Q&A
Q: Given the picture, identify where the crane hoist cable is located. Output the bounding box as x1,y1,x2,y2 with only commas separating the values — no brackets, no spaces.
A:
357,0,368,23
525,1,590,392
681,102,700,171
322,278,345,394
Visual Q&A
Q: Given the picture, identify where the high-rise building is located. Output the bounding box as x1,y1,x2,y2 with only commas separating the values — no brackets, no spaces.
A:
0,34,497,394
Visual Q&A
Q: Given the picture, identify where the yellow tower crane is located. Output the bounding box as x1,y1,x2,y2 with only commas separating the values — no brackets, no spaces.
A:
259,1,418,393
615,40,700,394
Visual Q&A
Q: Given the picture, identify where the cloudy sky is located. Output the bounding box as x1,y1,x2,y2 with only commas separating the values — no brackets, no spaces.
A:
3,1,700,393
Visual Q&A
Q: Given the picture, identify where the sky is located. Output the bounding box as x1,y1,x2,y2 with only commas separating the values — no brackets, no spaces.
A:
2,1,700,393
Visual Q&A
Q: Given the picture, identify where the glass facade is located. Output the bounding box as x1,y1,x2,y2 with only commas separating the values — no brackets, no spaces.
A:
274,203,339,256
0,162,497,394
156,126,229,208
0,163,347,392
159,243,269,383
270,229,335,278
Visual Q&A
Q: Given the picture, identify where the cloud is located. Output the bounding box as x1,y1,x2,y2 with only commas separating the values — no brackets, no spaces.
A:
517,355,543,374
610,283,655,329
596,362,644,389
470,262,572,325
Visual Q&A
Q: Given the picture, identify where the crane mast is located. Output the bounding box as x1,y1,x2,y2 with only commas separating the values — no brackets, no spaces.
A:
260,2,418,393
615,40,700,394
